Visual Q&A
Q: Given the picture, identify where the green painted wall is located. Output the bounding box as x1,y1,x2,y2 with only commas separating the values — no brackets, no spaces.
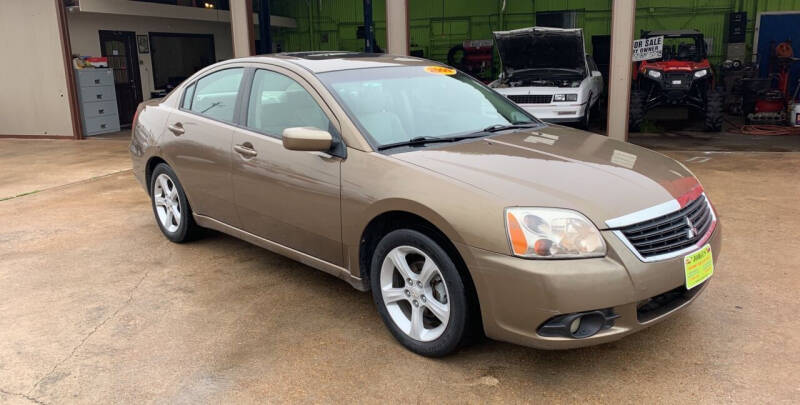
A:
270,0,800,69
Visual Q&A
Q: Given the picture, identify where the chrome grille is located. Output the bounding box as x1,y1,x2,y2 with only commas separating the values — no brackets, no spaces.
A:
507,94,552,104
617,195,713,259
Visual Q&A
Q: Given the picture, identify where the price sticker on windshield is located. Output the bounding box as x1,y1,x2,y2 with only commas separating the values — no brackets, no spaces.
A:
424,66,456,75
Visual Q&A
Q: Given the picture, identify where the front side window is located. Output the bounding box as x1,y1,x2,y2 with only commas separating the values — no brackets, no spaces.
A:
318,66,538,147
246,69,331,137
190,68,243,122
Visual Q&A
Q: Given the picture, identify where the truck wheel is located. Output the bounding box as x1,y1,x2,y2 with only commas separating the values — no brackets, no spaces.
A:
578,103,591,130
704,91,724,132
629,89,646,132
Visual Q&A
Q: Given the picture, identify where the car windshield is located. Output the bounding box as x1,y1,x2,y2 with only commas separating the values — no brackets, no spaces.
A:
317,66,540,148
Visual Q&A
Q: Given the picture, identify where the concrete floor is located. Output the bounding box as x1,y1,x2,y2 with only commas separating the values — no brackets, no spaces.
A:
1,138,799,404
588,110,800,152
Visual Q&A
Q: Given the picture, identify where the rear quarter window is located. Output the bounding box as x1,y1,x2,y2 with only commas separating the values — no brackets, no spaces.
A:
181,83,195,109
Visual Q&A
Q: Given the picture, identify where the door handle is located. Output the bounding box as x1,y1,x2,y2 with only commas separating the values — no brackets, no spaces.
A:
167,122,184,136
234,143,258,158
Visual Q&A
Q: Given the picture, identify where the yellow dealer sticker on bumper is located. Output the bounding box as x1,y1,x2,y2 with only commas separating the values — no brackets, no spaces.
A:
684,244,713,290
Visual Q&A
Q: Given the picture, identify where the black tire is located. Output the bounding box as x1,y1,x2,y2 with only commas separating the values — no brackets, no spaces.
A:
629,89,646,132
370,229,470,357
578,99,592,130
149,163,200,243
704,90,724,132
446,44,465,67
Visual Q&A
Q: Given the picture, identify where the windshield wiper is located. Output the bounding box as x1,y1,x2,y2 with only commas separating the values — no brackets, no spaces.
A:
480,123,539,133
377,134,487,151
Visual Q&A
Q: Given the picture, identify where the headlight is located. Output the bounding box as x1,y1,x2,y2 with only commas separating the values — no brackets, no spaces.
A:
694,69,708,78
647,69,662,79
505,208,606,259
553,94,578,102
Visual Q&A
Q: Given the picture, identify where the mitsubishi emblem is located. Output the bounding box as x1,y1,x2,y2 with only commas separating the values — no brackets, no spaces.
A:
685,217,698,239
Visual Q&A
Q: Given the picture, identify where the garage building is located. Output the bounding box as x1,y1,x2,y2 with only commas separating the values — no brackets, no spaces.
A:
1,0,798,145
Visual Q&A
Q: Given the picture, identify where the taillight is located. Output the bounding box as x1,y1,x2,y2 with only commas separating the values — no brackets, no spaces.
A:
131,106,142,136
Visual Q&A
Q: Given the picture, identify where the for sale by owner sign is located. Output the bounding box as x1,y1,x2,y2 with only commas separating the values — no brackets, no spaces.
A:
632,36,664,61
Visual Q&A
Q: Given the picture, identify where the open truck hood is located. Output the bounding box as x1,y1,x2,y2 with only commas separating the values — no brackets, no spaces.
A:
493,27,587,78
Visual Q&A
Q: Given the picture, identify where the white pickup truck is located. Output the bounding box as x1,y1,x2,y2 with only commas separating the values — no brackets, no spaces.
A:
489,27,603,129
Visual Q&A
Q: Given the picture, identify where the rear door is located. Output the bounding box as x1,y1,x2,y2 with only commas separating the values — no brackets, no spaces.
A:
231,67,344,266
160,67,245,227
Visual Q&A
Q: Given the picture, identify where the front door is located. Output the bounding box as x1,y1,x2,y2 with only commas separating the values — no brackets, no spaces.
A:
99,30,142,127
232,67,343,266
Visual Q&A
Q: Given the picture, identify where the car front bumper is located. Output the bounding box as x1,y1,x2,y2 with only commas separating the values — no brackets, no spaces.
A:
516,103,587,123
460,222,722,349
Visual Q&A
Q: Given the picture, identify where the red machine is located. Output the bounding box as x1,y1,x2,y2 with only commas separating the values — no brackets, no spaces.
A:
447,40,494,82
747,40,798,124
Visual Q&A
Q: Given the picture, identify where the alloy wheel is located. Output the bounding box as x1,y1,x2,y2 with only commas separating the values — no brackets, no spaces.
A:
152,173,181,233
380,245,450,342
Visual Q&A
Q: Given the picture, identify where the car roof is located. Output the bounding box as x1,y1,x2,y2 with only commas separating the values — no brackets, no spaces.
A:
234,52,444,73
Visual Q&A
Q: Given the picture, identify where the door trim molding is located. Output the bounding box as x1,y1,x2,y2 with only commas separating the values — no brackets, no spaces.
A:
99,29,143,126
193,214,367,291
55,0,83,140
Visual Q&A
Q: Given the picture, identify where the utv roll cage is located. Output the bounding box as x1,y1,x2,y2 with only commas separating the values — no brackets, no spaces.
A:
641,29,707,62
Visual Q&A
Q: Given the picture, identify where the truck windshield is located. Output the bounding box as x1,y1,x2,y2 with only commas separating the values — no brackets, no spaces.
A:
318,66,540,148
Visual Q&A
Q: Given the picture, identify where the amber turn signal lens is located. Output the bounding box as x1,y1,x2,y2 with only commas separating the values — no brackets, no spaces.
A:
506,212,528,255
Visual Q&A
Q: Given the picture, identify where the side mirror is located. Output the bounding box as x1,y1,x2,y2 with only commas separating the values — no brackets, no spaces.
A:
591,71,602,77
282,127,333,152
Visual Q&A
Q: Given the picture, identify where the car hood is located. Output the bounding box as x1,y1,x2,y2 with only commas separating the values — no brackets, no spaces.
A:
392,126,702,228
493,26,586,75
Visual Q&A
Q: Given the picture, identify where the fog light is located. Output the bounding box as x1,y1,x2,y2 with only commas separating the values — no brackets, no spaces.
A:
571,313,604,338
569,317,581,334
537,309,619,339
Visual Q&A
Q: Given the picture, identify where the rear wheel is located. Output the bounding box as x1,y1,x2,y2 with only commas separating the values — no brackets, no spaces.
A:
370,229,469,357
629,89,646,132
704,90,724,132
150,163,200,243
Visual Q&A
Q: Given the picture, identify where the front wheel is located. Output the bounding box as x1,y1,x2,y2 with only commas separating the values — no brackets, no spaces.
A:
578,101,592,130
370,229,470,357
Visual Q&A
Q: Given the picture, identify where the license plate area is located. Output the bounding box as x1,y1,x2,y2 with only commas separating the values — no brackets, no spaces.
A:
684,244,713,289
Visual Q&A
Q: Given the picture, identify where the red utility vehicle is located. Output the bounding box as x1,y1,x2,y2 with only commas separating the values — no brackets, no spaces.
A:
630,30,723,132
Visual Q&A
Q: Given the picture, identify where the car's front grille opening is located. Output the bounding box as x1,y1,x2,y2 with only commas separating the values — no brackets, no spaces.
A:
637,282,705,323
617,195,713,259
507,94,553,104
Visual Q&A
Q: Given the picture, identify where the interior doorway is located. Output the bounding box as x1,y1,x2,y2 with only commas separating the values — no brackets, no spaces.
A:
149,32,216,92
99,30,143,127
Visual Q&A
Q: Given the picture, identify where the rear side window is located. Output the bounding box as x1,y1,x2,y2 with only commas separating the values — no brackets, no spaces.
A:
246,69,330,137
190,68,243,122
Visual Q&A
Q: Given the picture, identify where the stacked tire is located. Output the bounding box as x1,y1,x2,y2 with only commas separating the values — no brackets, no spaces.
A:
704,90,724,132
